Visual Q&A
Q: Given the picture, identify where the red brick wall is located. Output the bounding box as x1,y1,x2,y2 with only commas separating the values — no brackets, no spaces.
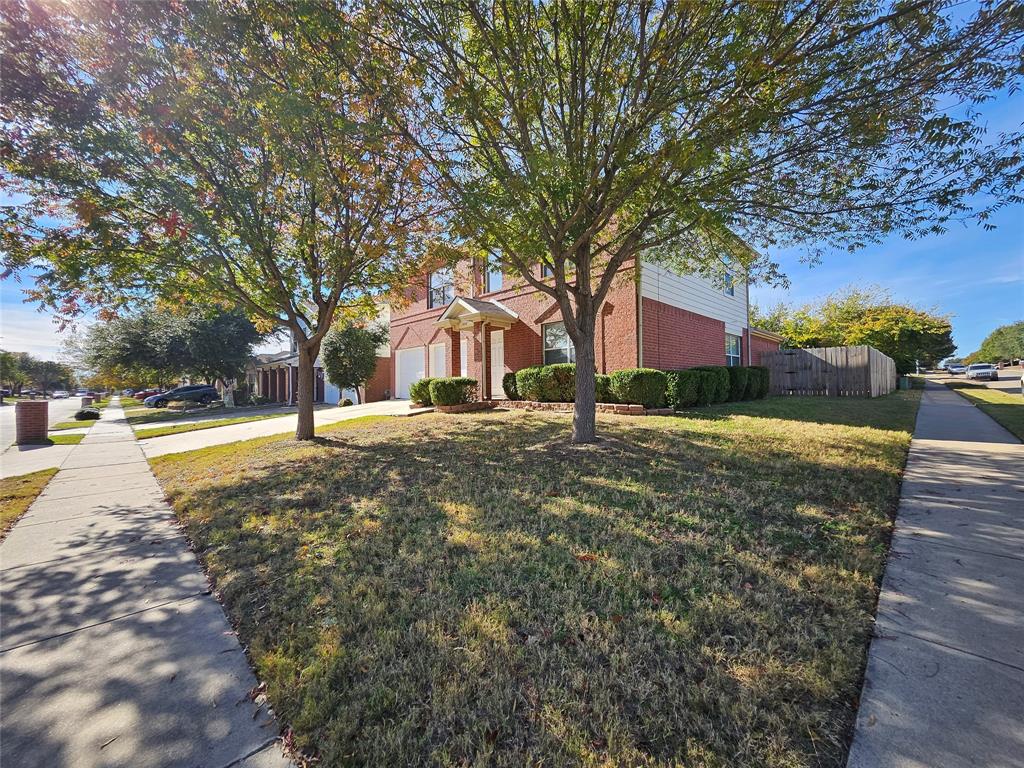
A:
749,334,782,365
15,400,48,444
641,297,727,369
390,263,641,396
364,356,392,402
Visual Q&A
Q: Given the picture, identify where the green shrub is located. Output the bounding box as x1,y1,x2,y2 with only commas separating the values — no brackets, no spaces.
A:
502,372,520,400
690,366,729,403
665,369,701,409
340,398,354,407
595,374,616,403
748,366,770,399
743,367,760,399
429,377,477,406
726,366,750,401
609,368,667,408
536,363,576,402
514,366,544,401
74,407,101,421
409,377,435,406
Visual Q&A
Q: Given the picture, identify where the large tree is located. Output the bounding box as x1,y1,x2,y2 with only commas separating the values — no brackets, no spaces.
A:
84,306,265,390
1,0,428,439
972,320,1024,363
383,0,1023,442
753,287,956,373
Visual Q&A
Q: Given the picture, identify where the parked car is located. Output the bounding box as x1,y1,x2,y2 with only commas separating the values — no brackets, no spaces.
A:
144,384,221,408
133,388,163,400
52,390,69,399
74,390,88,397
966,363,998,381
946,363,967,376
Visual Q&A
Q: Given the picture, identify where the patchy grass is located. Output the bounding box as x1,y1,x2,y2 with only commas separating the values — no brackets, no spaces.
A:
19,433,86,446
125,403,293,426
151,392,921,768
134,412,290,439
944,380,1024,440
1,468,58,540
51,420,87,431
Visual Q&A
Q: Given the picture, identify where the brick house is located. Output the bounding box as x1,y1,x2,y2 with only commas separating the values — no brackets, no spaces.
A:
389,257,783,400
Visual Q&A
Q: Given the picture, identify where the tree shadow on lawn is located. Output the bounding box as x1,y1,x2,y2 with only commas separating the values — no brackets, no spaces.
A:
154,412,914,767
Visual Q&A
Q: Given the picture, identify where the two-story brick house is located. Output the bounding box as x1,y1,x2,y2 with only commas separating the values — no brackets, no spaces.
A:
389,257,782,400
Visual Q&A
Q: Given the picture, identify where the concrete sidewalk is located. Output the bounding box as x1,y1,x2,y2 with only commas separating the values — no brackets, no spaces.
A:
847,380,1024,767
0,399,292,768
139,398,413,458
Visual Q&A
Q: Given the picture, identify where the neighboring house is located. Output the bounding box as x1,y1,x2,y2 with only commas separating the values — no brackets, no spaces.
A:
250,308,392,404
389,257,783,400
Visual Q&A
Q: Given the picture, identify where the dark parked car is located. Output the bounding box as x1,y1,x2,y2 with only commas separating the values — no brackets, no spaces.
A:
144,384,221,408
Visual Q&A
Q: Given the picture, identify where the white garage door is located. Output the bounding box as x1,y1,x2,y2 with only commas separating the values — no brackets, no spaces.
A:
395,346,426,399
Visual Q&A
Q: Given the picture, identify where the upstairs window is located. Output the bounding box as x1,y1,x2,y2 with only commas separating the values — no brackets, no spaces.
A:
723,271,735,296
725,333,742,367
428,267,454,308
540,263,554,278
484,259,503,293
542,321,576,365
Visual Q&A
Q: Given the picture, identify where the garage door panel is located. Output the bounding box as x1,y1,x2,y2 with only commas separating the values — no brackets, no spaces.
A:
396,346,426,399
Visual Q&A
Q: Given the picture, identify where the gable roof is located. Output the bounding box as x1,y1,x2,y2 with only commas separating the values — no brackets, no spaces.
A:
434,296,519,331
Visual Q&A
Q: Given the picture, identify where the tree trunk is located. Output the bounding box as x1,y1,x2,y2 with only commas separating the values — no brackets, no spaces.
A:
572,322,598,444
295,342,319,440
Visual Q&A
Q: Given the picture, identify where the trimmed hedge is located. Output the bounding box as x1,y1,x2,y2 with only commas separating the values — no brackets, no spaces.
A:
665,370,699,408
502,372,520,401
409,377,435,406
514,366,544,401
690,366,729,403
726,366,750,402
595,374,616,404
429,377,477,406
537,363,576,402
747,366,770,399
516,364,576,402
609,368,667,409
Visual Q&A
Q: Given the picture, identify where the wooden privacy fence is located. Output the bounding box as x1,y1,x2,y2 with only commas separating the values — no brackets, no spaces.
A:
762,345,897,397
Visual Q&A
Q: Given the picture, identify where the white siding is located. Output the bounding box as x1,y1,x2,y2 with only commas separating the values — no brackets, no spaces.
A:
639,259,748,335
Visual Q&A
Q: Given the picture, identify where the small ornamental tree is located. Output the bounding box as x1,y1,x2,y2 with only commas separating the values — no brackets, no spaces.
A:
384,1,1024,442
321,323,389,404
1,0,429,439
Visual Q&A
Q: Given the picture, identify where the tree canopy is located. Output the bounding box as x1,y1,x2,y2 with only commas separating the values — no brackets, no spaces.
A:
753,287,956,373
1,0,430,438
377,0,1024,441
967,321,1024,363
84,307,264,388
0,350,75,394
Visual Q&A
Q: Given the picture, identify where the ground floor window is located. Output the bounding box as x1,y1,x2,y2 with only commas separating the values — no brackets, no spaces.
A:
726,333,742,367
542,321,575,365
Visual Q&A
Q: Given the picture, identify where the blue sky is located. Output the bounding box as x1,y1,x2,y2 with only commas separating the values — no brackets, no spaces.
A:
2,89,1022,362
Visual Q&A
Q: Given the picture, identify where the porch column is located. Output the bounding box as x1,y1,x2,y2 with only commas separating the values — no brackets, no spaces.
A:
446,328,461,379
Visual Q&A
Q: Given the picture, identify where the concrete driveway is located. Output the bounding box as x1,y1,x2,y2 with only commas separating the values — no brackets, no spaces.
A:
139,399,416,458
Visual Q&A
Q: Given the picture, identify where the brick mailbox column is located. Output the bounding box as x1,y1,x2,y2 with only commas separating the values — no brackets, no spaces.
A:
16,400,49,445
81,396,93,408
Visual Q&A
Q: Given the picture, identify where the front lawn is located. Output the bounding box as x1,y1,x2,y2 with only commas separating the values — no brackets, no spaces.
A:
19,433,85,446
134,412,290,439
1,468,58,540
944,380,1023,440
151,391,921,767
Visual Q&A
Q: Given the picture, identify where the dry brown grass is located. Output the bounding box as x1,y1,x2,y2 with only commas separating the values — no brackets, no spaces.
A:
151,392,921,767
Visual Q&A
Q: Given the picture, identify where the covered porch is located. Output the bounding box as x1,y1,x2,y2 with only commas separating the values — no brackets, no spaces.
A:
433,297,519,400
253,353,326,405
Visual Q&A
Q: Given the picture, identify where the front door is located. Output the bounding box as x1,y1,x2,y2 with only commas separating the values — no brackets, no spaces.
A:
489,330,505,399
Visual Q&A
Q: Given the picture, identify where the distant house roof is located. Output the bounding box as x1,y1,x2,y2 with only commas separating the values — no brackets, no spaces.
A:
750,327,785,343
